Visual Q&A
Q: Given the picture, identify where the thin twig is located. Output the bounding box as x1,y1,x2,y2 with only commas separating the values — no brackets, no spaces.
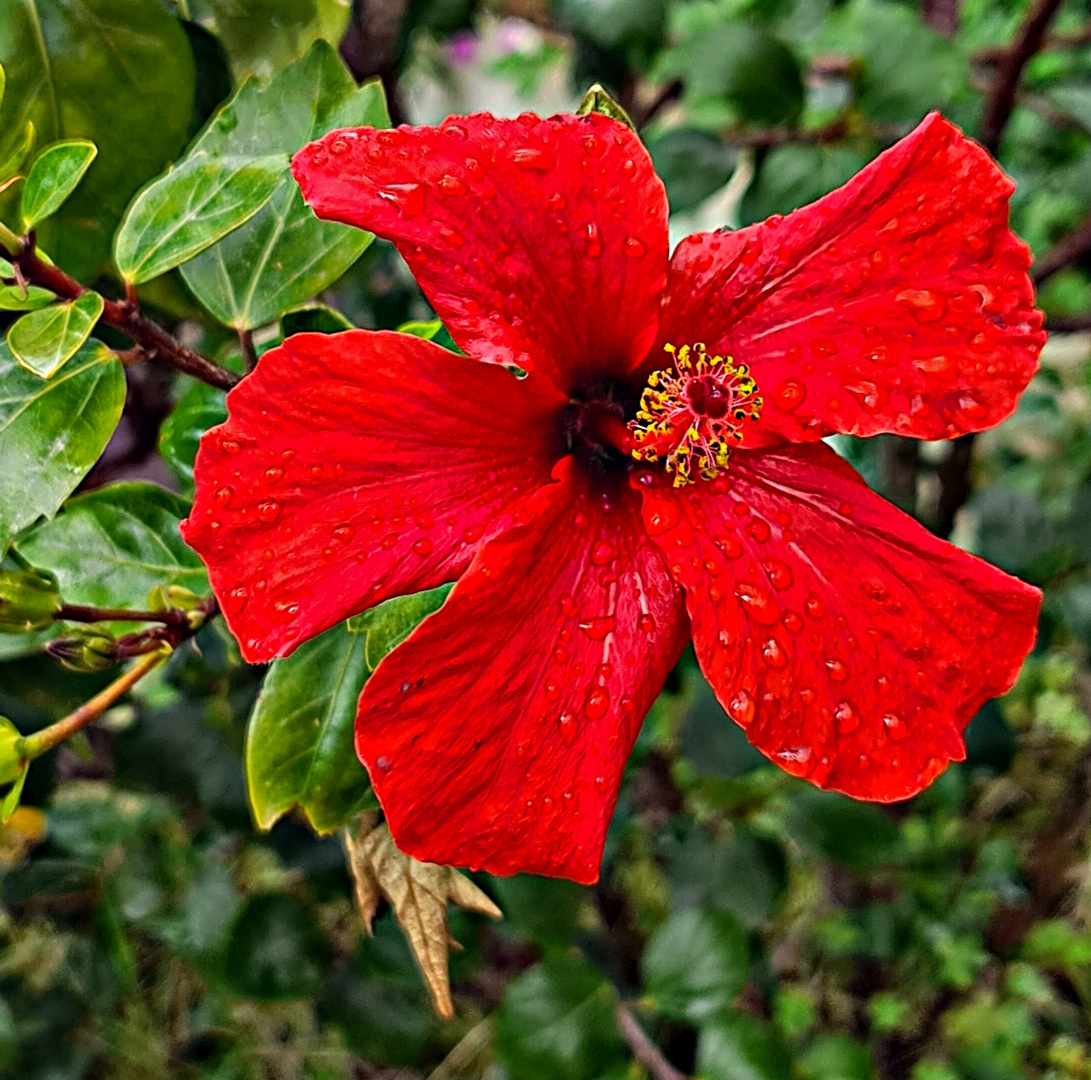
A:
978,0,1067,155
615,1003,688,1080
719,119,909,149
974,20,1091,63
20,651,166,759
10,241,240,392
1033,208,1091,284
635,79,682,130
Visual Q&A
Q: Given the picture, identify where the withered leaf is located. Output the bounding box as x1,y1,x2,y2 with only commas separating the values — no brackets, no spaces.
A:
343,817,502,1020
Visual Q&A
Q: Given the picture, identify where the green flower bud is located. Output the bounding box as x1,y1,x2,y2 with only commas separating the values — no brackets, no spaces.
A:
0,717,25,786
46,628,116,672
0,567,61,633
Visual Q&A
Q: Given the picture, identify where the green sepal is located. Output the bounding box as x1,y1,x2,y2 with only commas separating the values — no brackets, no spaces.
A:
577,84,635,130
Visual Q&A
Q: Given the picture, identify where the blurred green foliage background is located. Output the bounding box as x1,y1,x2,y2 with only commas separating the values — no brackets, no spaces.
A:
2,0,1091,1078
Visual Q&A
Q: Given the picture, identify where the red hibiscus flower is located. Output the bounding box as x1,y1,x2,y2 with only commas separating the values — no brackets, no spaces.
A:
181,110,1044,885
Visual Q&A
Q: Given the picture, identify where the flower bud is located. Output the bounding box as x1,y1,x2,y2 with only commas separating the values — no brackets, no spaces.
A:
0,717,25,786
0,567,61,633
46,628,116,672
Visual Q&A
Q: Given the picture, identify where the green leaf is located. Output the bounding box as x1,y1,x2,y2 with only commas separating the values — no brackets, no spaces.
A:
0,120,33,185
7,292,104,378
0,280,54,312
799,1035,873,1080
658,22,804,126
698,1012,793,1080
0,338,124,553
393,319,443,341
248,587,447,834
188,0,352,82
495,956,625,1080
787,789,903,870
158,380,228,493
809,0,964,123
115,152,289,285
577,83,635,128
15,483,207,610
489,874,590,948
246,622,375,834
281,303,354,336
643,908,750,1021
20,139,97,230
741,144,868,225
346,587,450,668
650,129,740,214
0,0,196,278
180,40,389,330
223,893,330,1000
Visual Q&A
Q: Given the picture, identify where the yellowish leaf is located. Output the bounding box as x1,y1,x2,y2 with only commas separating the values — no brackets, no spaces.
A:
343,817,502,1020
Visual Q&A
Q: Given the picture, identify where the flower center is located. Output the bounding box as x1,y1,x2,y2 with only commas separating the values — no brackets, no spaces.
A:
628,343,763,486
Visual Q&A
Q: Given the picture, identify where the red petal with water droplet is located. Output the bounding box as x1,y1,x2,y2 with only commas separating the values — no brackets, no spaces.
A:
292,113,668,394
634,442,1040,802
355,461,687,883
182,330,564,661
657,113,1045,445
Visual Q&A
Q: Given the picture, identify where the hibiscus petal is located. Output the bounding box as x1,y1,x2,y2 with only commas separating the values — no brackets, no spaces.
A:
634,442,1040,801
355,462,688,883
292,112,668,392
182,330,564,661
658,113,1045,445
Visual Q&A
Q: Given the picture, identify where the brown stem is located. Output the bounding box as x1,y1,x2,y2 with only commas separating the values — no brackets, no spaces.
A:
974,20,1091,63
720,119,909,149
238,327,257,372
978,0,1067,155
615,1004,688,1080
20,651,165,759
636,80,682,130
935,434,976,539
57,603,191,626
11,242,240,392
1032,208,1091,285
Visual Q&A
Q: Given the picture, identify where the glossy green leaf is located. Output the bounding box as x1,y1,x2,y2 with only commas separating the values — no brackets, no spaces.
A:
181,40,388,330
245,622,375,834
495,956,625,1080
0,120,33,185
248,588,448,835
20,139,97,230
345,587,450,667
0,339,124,553
7,291,104,378
0,0,195,278
158,381,228,493
115,153,288,284
281,303,354,336
698,1012,793,1080
0,280,54,312
188,0,352,81
15,483,207,610
650,129,740,214
644,908,750,1021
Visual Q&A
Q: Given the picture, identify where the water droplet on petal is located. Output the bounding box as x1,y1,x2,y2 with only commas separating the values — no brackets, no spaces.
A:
214,486,233,507
735,582,778,624
645,498,680,535
590,539,615,565
225,586,248,613
263,466,284,485
257,500,281,523
544,677,560,701
762,638,787,667
412,537,433,556
883,713,908,740
728,689,755,727
578,616,615,640
625,237,647,258
805,594,826,619
513,147,554,171
834,701,860,734
439,173,467,196
896,288,946,323
782,611,803,633
584,685,610,720
558,711,578,746
763,559,792,590
379,183,425,218
774,379,806,411
584,223,602,258
826,658,848,682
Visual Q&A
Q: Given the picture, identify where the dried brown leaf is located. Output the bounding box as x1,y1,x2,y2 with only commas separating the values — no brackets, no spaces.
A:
343,819,502,1020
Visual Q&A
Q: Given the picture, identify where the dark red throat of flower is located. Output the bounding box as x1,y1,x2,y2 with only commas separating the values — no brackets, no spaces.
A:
629,343,764,485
